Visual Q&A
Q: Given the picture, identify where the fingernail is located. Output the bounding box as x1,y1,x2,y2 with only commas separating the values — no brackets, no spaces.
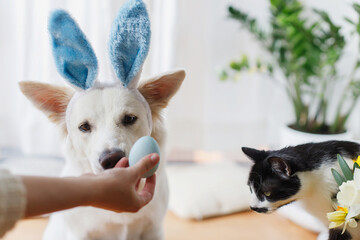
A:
151,154,158,161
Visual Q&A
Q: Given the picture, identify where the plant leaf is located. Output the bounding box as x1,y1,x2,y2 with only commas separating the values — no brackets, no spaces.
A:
344,17,355,26
331,168,346,186
354,162,360,170
353,3,360,15
337,154,353,181
218,70,228,81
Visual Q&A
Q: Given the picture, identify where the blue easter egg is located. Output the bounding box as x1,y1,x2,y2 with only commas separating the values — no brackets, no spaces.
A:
129,136,160,178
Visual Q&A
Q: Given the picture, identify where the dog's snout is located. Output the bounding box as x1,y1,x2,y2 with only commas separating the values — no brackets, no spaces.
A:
250,206,268,213
99,149,126,170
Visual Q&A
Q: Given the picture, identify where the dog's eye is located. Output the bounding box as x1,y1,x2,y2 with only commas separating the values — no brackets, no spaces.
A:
264,191,271,197
79,122,91,132
122,115,137,126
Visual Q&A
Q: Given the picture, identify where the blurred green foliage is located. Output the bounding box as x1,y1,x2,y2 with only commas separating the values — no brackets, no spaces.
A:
222,0,360,134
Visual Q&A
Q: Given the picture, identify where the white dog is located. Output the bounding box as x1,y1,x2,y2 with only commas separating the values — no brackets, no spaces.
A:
20,69,184,240
19,1,185,239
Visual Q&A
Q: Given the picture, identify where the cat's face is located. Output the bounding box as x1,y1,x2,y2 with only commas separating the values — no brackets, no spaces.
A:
243,147,301,213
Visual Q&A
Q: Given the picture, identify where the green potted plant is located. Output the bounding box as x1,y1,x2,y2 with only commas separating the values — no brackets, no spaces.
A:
220,0,360,140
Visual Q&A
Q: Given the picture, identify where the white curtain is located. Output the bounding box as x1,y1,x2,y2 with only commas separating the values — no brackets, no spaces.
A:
0,0,176,157
1,0,127,156
0,0,359,159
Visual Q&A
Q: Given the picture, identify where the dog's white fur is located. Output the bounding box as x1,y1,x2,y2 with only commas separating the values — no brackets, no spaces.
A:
20,70,185,240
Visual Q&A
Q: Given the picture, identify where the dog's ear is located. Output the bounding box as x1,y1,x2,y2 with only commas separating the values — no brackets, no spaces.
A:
19,81,74,128
242,147,269,163
138,70,185,113
268,157,291,179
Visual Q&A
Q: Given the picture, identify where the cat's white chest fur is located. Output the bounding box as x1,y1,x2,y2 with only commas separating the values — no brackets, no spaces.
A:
296,165,338,226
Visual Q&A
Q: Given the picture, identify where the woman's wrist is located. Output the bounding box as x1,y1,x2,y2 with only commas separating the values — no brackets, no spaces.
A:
21,175,95,217
70,175,101,208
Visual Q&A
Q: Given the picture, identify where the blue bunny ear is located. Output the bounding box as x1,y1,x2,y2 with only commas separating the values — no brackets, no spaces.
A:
109,0,150,88
48,10,98,90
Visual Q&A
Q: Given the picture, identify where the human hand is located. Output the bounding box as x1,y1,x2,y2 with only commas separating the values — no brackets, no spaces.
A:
20,154,159,218
87,153,159,213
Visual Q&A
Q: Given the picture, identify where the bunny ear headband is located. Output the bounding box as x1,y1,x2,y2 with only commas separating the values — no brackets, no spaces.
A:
48,0,152,134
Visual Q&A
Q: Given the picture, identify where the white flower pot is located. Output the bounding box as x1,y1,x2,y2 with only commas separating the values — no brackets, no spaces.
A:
279,125,352,148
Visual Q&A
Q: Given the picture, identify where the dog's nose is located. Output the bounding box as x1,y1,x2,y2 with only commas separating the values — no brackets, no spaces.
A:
99,149,126,170
250,206,268,213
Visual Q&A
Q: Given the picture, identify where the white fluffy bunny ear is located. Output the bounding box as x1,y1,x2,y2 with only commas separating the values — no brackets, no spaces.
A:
108,0,150,89
48,10,98,91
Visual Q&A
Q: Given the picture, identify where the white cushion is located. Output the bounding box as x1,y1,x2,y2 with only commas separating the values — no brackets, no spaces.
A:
166,161,251,220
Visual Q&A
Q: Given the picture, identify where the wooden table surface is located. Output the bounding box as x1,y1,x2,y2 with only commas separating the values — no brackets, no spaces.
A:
3,211,318,240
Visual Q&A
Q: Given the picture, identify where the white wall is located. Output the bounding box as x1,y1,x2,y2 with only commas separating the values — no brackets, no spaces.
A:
165,0,360,152
0,0,359,159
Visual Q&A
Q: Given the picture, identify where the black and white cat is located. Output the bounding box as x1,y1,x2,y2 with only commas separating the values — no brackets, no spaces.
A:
243,140,360,240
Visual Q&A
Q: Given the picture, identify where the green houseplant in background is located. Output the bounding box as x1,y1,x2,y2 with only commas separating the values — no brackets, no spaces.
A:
221,0,360,134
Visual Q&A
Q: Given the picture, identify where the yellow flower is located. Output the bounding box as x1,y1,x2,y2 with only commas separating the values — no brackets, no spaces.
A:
337,206,348,213
327,207,357,234
353,156,360,166
327,207,347,228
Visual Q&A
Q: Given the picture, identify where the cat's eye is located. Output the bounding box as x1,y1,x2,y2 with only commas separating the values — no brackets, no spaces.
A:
79,122,91,133
122,115,138,126
264,191,271,197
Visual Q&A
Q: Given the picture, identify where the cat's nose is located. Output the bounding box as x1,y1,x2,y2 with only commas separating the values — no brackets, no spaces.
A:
250,206,268,213
99,149,126,169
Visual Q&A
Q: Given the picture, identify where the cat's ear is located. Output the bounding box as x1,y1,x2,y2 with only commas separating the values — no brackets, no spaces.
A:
268,157,291,179
242,147,269,163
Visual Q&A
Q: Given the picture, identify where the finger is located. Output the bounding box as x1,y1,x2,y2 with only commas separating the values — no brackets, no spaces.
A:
114,157,129,168
135,179,141,191
137,174,156,206
130,153,159,178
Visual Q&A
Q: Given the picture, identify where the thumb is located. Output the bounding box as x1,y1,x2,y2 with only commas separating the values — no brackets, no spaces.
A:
130,153,159,178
